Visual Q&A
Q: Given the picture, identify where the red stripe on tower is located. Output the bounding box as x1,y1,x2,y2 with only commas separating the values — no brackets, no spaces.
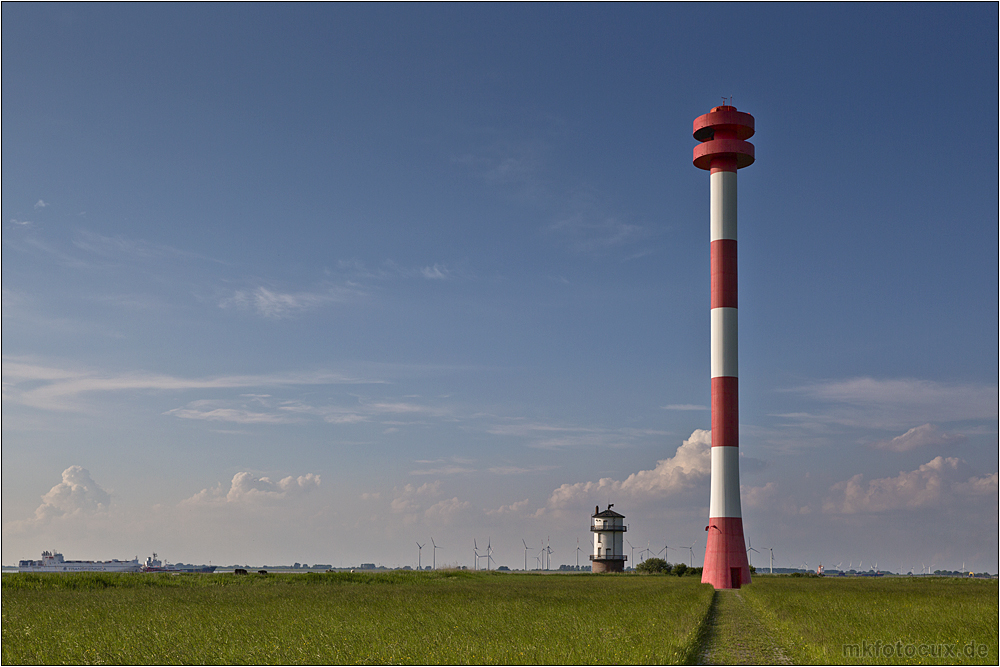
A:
693,103,755,590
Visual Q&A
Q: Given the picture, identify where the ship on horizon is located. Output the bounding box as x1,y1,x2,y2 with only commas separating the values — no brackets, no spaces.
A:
18,550,142,573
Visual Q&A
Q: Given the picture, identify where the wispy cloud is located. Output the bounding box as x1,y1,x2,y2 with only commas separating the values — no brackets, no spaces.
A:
789,377,998,429
219,285,361,318
2,358,378,412
410,457,476,476
34,200,49,208
485,420,663,450
420,264,452,280
166,403,297,425
72,230,226,265
487,465,559,475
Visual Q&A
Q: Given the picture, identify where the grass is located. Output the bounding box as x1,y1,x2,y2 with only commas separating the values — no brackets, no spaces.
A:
740,576,998,665
2,571,714,665
4,572,996,665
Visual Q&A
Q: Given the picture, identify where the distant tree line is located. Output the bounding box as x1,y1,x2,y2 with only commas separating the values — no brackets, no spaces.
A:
634,559,706,577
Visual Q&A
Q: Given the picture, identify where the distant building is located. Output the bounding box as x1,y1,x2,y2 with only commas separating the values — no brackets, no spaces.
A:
590,504,627,573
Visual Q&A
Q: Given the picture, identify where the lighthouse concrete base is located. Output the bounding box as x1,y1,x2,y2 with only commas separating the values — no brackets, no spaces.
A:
702,516,751,589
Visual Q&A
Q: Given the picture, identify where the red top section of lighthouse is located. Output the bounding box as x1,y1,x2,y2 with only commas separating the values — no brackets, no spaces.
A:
692,105,755,172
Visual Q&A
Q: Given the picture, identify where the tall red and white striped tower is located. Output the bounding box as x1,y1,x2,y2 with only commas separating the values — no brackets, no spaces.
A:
692,103,755,589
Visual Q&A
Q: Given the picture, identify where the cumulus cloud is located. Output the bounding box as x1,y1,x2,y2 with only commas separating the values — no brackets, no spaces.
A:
872,424,967,452
823,457,996,514
545,429,712,511
741,482,779,509
183,472,320,505
386,481,459,521
424,497,471,520
34,466,111,521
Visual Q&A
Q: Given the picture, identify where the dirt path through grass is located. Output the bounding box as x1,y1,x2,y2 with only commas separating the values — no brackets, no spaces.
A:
699,589,792,665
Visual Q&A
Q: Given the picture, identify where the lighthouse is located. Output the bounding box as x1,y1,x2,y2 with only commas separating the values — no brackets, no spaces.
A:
692,103,754,589
589,504,627,573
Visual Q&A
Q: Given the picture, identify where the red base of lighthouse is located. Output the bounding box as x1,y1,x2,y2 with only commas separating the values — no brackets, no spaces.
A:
702,516,751,589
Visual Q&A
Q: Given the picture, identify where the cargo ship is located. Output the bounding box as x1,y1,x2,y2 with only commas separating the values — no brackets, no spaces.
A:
142,553,217,573
18,550,142,573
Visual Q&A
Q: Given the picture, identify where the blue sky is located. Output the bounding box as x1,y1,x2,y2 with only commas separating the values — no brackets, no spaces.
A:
3,4,997,573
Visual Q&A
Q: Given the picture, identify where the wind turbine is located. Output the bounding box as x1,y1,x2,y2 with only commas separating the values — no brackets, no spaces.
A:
576,538,582,569
474,539,480,571
626,539,637,571
686,544,695,568
746,541,759,569
431,537,442,570
522,539,530,571
416,542,424,570
768,547,774,574
545,542,554,571
486,538,494,571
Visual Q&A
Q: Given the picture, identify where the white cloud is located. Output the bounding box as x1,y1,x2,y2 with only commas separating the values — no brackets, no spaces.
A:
33,466,111,521
791,378,998,429
486,422,639,449
2,358,375,412
9,219,33,226
220,285,359,318
954,473,999,496
389,482,445,516
487,465,559,475
420,264,451,280
822,457,996,514
485,498,531,516
410,465,475,476
166,403,296,424
34,200,49,208
544,429,712,511
741,482,779,509
182,472,320,505
872,423,967,452
424,497,471,520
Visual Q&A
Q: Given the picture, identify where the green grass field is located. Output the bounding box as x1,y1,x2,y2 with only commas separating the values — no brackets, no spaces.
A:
2,571,996,665
740,575,998,665
1,570,713,665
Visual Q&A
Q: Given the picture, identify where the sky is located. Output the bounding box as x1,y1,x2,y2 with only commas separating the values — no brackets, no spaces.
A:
3,4,997,574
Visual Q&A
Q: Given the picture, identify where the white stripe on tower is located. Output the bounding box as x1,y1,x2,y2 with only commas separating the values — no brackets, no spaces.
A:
710,166,740,520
